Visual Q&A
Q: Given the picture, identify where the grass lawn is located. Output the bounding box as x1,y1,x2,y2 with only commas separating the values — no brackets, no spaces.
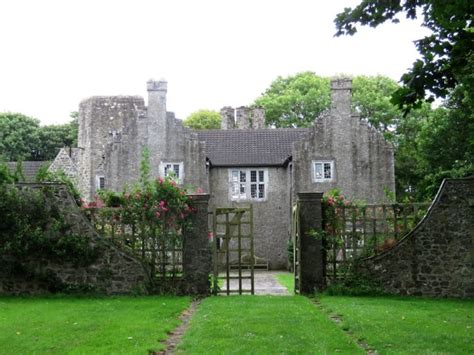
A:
319,295,474,354
275,272,294,294
0,296,190,354
177,296,362,354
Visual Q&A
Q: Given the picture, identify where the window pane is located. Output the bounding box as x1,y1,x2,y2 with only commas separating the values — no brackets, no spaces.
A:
258,170,264,182
232,170,238,181
250,170,257,182
240,171,246,182
258,184,265,198
324,163,332,179
240,184,245,194
315,163,323,179
99,177,105,189
251,184,257,198
232,183,239,197
173,164,180,178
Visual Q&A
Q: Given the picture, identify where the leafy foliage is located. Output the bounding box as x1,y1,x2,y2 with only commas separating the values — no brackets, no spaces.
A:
0,184,102,281
183,109,221,130
254,72,331,128
254,72,404,133
0,112,78,161
334,0,474,113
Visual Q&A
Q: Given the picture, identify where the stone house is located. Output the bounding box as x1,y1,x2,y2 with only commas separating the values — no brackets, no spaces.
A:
50,78,394,269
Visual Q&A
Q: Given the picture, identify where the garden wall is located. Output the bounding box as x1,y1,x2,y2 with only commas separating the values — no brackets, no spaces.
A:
0,184,150,295
357,177,474,298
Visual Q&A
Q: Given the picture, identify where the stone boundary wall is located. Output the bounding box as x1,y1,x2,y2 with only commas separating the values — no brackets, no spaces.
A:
357,177,474,298
0,183,150,295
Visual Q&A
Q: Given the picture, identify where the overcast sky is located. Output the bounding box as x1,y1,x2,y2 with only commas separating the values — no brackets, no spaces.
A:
0,0,429,125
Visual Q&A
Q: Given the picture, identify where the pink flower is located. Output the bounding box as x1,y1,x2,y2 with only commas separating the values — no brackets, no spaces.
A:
155,211,161,218
328,197,334,206
159,200,166,208
196,187,204,193
158,177,164,184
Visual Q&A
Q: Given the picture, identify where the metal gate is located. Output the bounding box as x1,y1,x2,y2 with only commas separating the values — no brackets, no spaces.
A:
291,202,301,294
212,206,254,295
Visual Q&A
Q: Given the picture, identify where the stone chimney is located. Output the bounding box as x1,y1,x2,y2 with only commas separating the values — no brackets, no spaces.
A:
330,78,352,115
220,106,235,130
251,107,265,129
235,106,250,129
147,79,167,121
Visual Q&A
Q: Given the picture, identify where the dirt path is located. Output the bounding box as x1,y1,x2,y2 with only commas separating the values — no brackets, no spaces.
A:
153,299,200,355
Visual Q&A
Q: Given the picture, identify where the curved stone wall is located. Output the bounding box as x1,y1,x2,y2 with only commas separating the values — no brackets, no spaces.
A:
357,177,474,298
0,184,150,295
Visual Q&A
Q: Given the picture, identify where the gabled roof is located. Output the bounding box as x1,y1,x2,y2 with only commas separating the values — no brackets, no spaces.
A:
7,161,49,181
197,129,308,167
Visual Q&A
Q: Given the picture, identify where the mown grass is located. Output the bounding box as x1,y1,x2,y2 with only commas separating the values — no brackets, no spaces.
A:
177,296,362,354
0,296,190,354
319,295,474,354
275,272,295,294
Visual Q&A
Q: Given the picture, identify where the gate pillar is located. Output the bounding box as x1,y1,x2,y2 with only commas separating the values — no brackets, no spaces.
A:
297,192,325,294
182,194,211,295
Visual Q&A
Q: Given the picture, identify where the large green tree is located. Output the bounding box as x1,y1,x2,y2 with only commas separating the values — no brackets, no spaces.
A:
183,109,221,130
254,72,402,133
0,113,41,161
0,112,78,161
334,0,474,113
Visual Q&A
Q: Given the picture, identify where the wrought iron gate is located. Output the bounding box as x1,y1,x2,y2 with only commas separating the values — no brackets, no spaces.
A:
212,206,254,295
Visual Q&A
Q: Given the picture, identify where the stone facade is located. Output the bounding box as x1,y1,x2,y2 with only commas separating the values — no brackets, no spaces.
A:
357,177,474,298
292,79,395,203
50,78,395,270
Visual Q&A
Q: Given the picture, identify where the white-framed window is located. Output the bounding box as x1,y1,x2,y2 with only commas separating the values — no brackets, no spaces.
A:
95,175,105,191
159,162,184,183
312,160,335,182
229,168,268,201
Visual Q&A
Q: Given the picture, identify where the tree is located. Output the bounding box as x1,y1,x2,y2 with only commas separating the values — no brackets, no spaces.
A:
0,113,41,161
254,72,330,128
334,0,474,113
254,72,404,133
183,109,221,130
36,117,78,161
0,112,78,161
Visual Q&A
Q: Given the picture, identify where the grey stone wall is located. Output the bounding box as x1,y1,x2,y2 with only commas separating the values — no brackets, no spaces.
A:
0,184,149,295
292,78,395,203
208,167,291,269
220,106,267,130
77,96,145,198
48,148,80,183
0,185,213,296
71,81,208,200
357,177,474,298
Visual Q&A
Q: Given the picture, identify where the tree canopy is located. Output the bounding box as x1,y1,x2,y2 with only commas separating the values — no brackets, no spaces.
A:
183,109,221,130
254,72,402,134
334,0,474,113
0,112,78,161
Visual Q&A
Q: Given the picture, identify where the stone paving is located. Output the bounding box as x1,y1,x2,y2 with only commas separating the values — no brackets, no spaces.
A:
219,271,291,296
